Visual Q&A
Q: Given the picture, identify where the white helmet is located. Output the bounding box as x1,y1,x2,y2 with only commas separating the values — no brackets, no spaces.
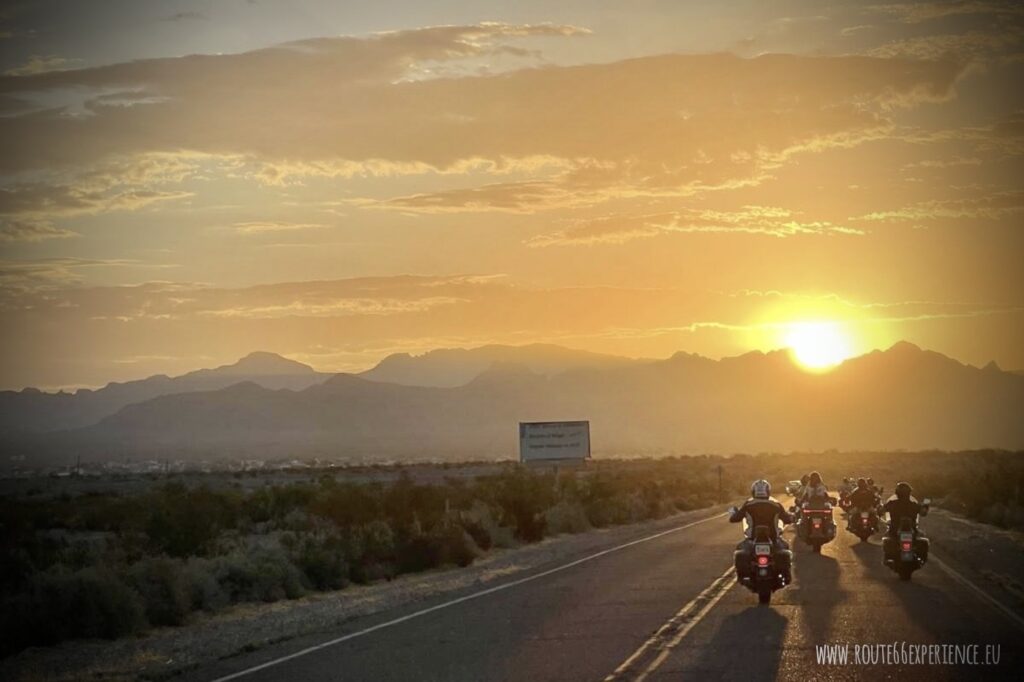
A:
751,479,771,499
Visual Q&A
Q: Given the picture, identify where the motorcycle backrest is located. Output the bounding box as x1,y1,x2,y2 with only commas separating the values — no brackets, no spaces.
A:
898,518,913,531
753,525,772,542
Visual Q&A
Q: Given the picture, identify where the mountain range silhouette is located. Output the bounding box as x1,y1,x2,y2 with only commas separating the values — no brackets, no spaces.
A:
2,342,1021,466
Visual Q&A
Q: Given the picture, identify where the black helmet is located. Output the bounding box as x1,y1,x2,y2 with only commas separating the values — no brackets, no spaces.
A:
809,471,822,486
895,481,912,499
857,477,868,488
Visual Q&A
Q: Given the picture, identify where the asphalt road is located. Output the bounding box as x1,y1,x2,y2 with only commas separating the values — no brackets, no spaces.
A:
191,497,1023,682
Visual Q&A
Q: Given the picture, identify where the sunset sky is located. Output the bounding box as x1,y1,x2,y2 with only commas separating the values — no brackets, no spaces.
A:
1,0,1022,390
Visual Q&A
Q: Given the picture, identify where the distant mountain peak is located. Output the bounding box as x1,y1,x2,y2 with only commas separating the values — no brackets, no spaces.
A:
213,352,316,376
886,340,923,354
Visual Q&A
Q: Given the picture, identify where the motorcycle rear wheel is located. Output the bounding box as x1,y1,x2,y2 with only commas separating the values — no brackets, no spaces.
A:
758,587,772,605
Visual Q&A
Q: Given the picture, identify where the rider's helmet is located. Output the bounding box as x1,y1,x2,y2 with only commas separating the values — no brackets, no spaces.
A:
751,479,770,499
857,477,868,489
800,474,810,486
895,481,912,500
867,477,875,486
809,471,822,486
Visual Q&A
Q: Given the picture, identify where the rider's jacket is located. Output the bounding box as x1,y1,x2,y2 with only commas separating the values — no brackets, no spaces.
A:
883,495,923,535
849,487,877,510
729,497,793,541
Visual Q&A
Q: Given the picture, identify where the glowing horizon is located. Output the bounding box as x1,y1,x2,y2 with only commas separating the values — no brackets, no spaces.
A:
0,1,1022,390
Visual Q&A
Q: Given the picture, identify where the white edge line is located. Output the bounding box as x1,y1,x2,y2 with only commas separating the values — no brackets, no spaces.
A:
208,510,730,682
931,554,1024,632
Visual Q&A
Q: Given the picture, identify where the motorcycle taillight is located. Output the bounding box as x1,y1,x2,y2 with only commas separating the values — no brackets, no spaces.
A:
901,541,912,551
757,556,769,567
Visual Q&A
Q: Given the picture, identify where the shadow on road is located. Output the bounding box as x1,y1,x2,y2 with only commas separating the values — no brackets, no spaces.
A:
849,537,882,566
849,534,1021,675
683,606,788,680
791,542,845,645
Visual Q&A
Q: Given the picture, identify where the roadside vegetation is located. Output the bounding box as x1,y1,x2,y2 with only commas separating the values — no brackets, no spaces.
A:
1,450,1021,655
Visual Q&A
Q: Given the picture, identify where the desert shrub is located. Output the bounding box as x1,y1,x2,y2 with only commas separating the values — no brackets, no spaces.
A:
460,518,493,551
281,509,312,532
127,556,191,626
437,526,480,568
543,500,591,535
0,566,146,655
310,481,382,529
145,485,237,557
293,535,349,591
481,469,554,542
397,523,480,574
460,500,514,549
346,521,397,584
182,557,228,611
210,544,305,603
210,550,259,602
247,546,306,601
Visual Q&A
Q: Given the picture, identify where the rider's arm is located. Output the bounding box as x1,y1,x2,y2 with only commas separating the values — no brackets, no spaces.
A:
729,502,747,523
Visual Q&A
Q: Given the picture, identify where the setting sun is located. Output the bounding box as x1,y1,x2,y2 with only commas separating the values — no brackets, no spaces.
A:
783,321,854,372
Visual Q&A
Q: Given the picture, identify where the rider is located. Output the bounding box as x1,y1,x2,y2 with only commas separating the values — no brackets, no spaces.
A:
848,478,878,529
867,477,882,499
799,471,830,508
730,479,794,584
883,481,929,562
795,473,811,502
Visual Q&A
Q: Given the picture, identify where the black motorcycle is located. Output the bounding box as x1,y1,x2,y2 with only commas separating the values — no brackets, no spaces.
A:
730,514,791,605
882,498,931,581
848,507,879,542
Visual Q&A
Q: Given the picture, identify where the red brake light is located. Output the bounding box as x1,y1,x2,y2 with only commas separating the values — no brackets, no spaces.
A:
757,556,769,566
901,541,912,551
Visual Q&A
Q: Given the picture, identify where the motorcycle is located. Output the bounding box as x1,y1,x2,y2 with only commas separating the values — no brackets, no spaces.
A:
883,498,931,581
796,499,837,553
729,510,791,605
838,491,853,515
848,508,879,542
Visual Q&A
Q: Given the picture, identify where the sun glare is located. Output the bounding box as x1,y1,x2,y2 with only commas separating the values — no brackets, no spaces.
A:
783,321,854,372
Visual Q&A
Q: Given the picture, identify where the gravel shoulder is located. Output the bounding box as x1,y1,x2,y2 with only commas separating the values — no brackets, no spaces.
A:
925,507,1024,613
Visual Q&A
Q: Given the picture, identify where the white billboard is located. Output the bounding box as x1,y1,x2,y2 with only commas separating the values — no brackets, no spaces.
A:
519,421,591,462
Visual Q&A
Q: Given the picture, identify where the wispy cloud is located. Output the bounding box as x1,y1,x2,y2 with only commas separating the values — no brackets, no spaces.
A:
4,54,80,76
231,221,327,234
527,207,864,247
